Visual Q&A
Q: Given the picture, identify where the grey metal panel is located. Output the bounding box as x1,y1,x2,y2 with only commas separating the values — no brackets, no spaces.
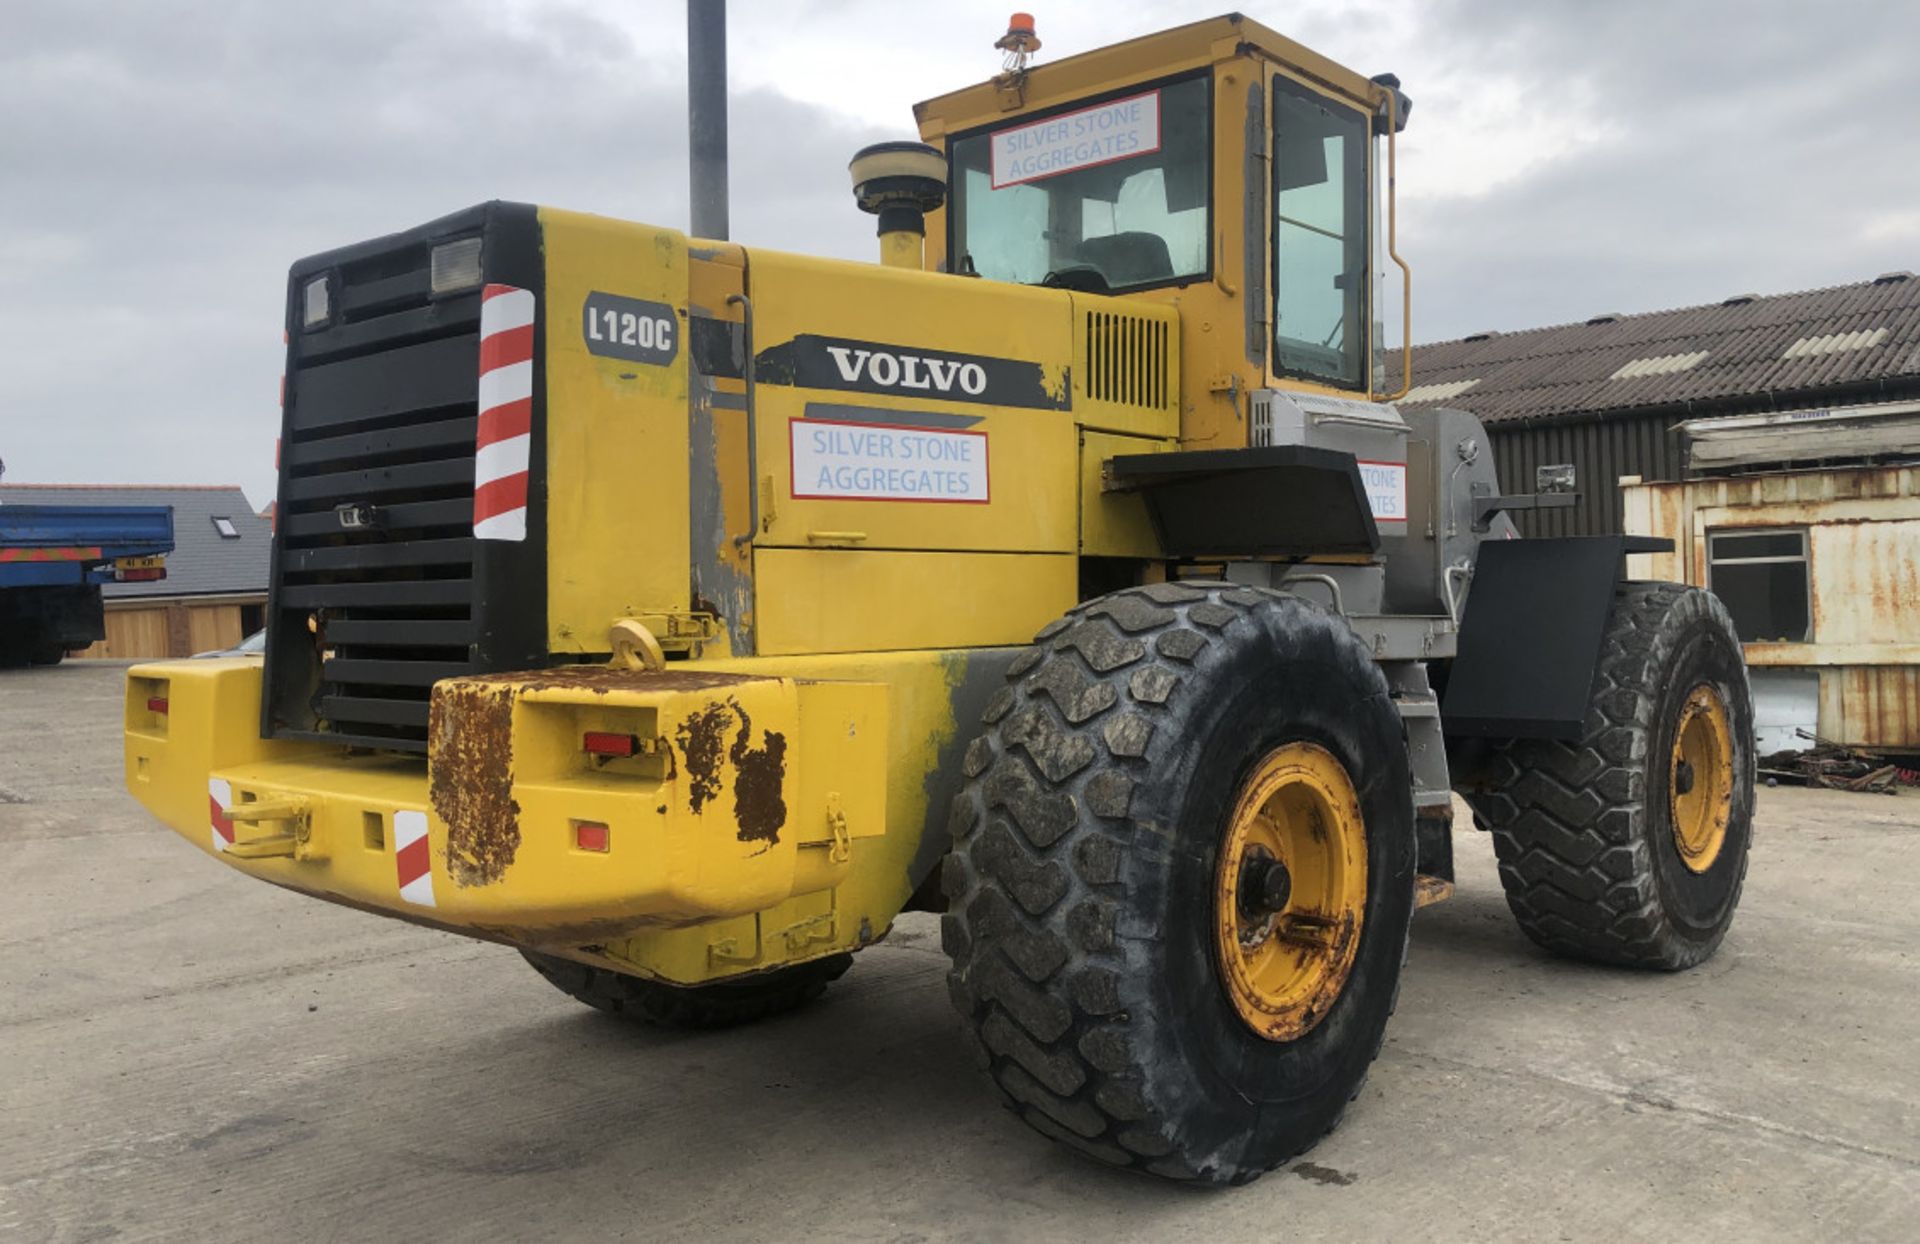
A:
1751,668,1819,755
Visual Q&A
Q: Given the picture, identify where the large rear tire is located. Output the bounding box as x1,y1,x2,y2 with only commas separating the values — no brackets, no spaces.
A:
942,583,1415,1185
521,951,852,1029
1465,583,1755,969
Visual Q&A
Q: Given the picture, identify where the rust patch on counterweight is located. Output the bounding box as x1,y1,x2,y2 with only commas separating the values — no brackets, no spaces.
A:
430,682,522,887
671,696,789,846
675,700,734,814
728,706,787,847
452,666,764,695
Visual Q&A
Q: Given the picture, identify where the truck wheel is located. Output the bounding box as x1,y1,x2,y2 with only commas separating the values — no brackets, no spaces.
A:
943,583,1415,1185
30,644,66,666
520,950,851,1029
1466,583,1755,969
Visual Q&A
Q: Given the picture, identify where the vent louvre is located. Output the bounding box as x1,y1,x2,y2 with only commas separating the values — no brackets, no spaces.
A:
1250,394,1274,447
1086,310,1169,409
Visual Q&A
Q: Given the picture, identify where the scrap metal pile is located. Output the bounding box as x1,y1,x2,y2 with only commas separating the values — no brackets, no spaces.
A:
1761,730,1920,793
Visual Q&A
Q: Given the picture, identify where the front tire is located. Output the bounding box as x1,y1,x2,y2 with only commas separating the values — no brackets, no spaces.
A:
521,951,851,1029
1466,583,1755,969
942,583,1415,1185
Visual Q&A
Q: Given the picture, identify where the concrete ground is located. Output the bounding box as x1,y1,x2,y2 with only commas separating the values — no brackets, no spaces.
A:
3,662,1916,1242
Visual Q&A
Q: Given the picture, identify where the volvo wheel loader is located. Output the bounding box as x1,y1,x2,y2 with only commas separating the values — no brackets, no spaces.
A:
123,13,1755,1185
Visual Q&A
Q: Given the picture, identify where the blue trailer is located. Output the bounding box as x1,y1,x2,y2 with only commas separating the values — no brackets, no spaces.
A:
0,503,175,665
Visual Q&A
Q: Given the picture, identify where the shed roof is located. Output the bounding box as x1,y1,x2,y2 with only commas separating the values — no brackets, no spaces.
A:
0,484,270,599
1392,273,1920,425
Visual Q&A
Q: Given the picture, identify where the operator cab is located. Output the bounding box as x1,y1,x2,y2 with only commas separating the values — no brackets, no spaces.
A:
915,13,1410,407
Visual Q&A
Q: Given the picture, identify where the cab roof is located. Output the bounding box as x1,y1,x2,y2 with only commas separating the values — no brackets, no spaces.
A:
913,12,1386,140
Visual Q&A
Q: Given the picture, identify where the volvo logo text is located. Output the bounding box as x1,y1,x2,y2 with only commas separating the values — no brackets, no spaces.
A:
825,346,989,396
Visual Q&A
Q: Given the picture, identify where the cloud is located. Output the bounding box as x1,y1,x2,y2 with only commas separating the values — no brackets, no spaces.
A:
0,0,887,504
1397,0,1920,338
3,0,1915,504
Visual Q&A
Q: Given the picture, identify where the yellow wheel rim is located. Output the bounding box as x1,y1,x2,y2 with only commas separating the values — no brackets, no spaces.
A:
1669,684,1734,874
1213,742,1367,1042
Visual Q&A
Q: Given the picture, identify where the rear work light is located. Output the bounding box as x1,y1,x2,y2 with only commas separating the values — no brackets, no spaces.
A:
302,275,330,329
430,237,484,295
582,731,638,758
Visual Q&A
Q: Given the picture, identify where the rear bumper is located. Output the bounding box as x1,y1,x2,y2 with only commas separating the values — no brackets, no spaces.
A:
125,660,887,951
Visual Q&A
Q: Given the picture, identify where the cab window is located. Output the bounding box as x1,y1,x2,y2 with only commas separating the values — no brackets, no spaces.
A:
949,75,1211,292
1273,78,1369,388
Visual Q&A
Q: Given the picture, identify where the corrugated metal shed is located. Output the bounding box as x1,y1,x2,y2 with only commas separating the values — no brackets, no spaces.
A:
0,484,270,598
1487,412,1683,537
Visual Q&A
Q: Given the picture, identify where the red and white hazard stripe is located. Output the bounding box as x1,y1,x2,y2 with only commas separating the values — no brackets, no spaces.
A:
394,810,436,907
208,778,236,852
208,778,435,907
474,283,535,541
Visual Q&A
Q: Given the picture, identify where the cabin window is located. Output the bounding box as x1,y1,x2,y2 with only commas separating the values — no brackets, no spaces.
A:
1272,77,1369,389
1708,528,1810,642
949,75,1211,293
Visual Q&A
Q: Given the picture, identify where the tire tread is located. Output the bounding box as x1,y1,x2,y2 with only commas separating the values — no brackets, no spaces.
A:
1466,582,1752,969
943,583,1405,1184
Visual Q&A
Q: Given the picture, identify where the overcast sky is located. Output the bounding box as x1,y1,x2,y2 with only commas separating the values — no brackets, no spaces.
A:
5,0,1916,508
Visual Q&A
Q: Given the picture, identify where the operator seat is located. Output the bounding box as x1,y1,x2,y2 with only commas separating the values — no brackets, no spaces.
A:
1075,231,1174,287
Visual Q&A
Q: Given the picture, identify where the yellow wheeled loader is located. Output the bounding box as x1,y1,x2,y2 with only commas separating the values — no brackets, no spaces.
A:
124,12,1754,1184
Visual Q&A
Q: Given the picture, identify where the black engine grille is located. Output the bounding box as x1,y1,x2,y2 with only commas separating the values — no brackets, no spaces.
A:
264,204,543,751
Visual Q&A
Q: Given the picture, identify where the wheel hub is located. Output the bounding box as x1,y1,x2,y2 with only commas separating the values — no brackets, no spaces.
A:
1236,848,1294,919
1213,742,1367,1042
1669,684,1734,874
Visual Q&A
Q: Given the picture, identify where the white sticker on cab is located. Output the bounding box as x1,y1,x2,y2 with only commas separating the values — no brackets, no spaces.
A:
790,418,990,504
1357,460,1408,525
991,90,1161,189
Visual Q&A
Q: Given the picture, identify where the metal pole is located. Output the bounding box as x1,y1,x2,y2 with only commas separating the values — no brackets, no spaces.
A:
687,0,729,240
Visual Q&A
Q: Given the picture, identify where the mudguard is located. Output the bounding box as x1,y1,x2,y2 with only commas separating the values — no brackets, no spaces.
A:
1443,534,1672,740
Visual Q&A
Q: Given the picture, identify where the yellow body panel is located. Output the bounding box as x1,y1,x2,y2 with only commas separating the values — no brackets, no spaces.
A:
1080,430,1169,559
754,547,1075,655
540,208,693,653
746,250,1076,554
